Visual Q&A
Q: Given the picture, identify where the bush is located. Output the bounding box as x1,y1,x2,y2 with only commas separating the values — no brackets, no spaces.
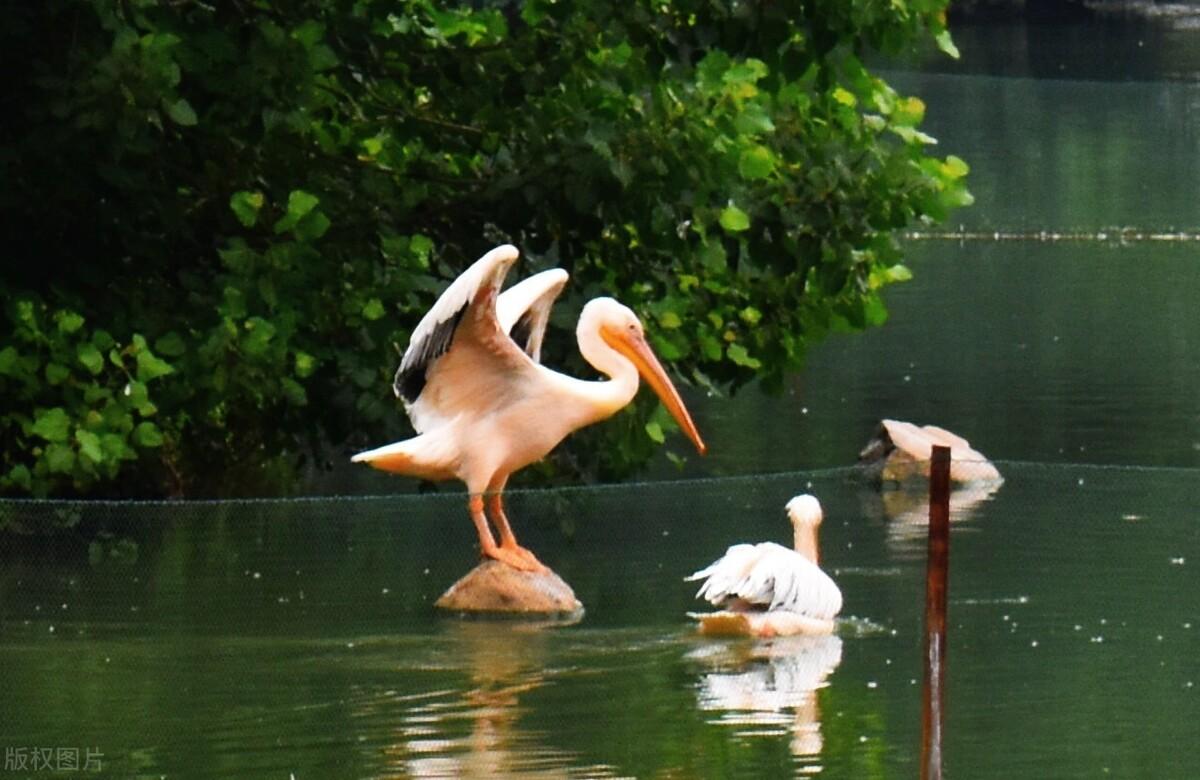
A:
0,0,970,497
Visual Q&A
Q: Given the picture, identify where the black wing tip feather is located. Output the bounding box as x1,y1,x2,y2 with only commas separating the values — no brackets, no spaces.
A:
393,303,468,403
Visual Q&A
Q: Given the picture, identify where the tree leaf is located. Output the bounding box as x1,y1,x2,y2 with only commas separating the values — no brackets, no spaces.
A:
44,442,76,474
133,421,165,448
281,377,307,406
274,190,320,234
155,331,188,357
293,210,331,242
32,407,71,443
45,363,70,385
727,343,762,368
935,29,960,60
734,104,775,136
241,317,277,356
657,310,682,329
294,350,317,378
0,346,18,376
362,298,386,320
164,97,198,126
55,310,84,334
737,145,776,180
136,349,175,382
942,155,970,180
229,191,265,228
76,430,103,463
719,205,751,233
739,306,762,325
832,87,857,107
77,342,104,375
6,464,32,491
291,19,325,47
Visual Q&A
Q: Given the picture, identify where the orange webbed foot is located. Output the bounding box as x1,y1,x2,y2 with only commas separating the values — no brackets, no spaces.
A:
482,542,550,574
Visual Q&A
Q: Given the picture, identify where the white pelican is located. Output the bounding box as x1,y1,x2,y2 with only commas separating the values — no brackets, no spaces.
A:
859,419,1003,484
687,495,841,637
352,244,706,572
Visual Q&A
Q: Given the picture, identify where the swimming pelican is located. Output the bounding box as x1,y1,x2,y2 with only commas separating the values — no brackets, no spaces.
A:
687,495,841,637
352,244,707,572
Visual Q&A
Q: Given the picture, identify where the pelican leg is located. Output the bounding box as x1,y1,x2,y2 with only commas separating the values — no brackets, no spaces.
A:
487,491,549,574
469,494,544,572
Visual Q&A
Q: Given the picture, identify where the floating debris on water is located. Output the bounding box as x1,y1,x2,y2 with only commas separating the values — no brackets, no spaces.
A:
955,595,1030,606
834,616,891,637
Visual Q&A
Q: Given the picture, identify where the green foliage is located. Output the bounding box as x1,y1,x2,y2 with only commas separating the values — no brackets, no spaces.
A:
1,0,968,496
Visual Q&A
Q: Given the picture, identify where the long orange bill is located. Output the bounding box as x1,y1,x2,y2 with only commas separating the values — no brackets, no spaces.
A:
604,327,707,455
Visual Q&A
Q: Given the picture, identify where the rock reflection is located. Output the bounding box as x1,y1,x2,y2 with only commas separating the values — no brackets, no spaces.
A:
689,635,843,766
377,617,614,779
859,480,1002,554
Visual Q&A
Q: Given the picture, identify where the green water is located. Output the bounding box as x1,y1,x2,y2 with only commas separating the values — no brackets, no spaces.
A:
3,465,1199,777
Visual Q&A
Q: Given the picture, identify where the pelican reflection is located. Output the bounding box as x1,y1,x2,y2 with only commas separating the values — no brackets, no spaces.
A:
378,617,618,779
859,479,1002,554
689,635,843,763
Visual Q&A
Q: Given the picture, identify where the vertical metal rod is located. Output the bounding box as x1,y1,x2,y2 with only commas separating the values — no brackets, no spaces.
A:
922,444,952,780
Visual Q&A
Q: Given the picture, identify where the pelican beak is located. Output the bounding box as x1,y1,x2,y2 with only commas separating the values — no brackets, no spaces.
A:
602,327,707,455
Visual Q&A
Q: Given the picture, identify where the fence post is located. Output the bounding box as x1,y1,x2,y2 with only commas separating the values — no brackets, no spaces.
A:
922,444,952,780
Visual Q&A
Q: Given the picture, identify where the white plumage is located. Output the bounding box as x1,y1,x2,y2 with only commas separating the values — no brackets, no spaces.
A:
494,268,569,363
687,495,842,636
352,244,705,573
689,542,842,617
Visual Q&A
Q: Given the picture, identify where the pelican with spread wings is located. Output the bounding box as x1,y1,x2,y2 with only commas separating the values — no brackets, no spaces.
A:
353,245,707,572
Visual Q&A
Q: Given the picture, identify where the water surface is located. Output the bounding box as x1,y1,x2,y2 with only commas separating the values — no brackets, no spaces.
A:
2,465,1198,777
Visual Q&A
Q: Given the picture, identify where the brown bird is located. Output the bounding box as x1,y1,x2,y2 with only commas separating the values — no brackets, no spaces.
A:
353,245,706,572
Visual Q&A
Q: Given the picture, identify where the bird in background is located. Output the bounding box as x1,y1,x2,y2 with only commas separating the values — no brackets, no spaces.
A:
687,494,842,637
353,244,707,572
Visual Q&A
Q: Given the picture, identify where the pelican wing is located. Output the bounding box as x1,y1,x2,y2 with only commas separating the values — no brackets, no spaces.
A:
687,542,842,620
495,268,569,363
880,419,935,461
393,245,540,434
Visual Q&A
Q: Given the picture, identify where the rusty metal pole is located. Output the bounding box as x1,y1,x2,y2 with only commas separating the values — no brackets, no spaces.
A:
922,444,952,780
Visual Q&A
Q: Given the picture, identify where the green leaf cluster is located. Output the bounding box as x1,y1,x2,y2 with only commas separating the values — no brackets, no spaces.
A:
0,299,171,495
1,0,968,495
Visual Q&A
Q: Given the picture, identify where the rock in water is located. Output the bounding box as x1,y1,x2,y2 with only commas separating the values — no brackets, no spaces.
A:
435,560,584,618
